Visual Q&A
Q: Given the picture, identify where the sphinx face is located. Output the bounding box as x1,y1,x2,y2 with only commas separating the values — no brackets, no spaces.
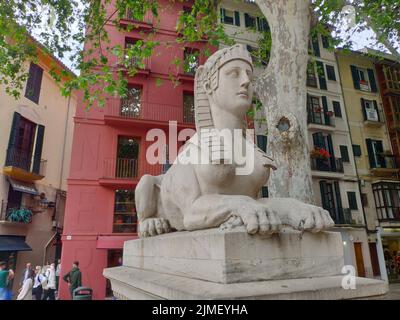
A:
212,59,253,116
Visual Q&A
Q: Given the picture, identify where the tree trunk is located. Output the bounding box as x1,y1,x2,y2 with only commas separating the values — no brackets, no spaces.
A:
255,0,314,204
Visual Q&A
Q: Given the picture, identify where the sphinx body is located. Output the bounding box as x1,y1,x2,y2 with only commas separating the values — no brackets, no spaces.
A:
135,45,334,238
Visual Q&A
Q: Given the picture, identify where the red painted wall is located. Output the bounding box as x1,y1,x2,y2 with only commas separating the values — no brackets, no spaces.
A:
60,0,215,300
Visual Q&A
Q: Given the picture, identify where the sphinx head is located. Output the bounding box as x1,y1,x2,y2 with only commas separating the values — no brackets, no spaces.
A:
194,45,254,129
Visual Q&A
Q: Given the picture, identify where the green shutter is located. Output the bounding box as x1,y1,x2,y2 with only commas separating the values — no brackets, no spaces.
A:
6,112,21,166
340,145,350,162
373,100,380,121
350,65,361,90
321,96,329,125
366,139,376,168
316,61,327,90
352,145,361,157
361,98,367,120
368,69,377,92
234,11,240,26
311,35,320,57
333,101,342,118
32,125,45,174
375,140,386,168
347,192,358,210
327,134,336,170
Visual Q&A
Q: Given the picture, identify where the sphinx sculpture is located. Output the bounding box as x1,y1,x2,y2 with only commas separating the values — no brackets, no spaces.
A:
135,44,334,238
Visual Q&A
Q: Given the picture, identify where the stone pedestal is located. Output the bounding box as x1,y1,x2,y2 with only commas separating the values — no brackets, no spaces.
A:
103,228,388,299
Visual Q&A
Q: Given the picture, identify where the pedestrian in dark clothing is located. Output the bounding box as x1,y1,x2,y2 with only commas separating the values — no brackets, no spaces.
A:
62,261,82,299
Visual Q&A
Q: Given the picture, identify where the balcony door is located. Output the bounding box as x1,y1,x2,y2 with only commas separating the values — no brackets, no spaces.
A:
116,136,139,179
320,180,343,223
312,132,336,171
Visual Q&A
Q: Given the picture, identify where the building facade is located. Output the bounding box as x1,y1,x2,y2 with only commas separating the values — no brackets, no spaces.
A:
0,39,76,294
336,50,398,281
60,0,213,300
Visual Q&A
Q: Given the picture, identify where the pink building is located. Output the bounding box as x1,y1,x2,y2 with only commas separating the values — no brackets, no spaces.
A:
60,1,215,300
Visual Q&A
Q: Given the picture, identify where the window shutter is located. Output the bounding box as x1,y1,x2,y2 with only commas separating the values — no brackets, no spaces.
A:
352,144,361,157
321,96,329,125
321,35,329,48
261,186,268,198
333,101,342,118
319,181,329,211
312,132,325,149
361,98,367,121
347,192,358,210
6,112,21,166
311,35,320,57
334,181,343,223
256,135,267,152
373,100,380,121
244,13,250,27
350,65,361,90
366,139,376,168
327,134,336,170
368,69,378,92
32,125,45,174
33,66,43,103
25,63,43,104
376,140,386,168
326,65,336,81
340,145,350,162
220,8,225,23
316,61,327,90
234,11,240,26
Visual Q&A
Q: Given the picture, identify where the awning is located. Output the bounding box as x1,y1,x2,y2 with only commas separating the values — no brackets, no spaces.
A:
0,236,32,252
7,177,39,196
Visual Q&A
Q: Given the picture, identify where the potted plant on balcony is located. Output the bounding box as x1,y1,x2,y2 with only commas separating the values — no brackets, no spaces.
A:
313,106,323,113
6,208,33,223
325,111,334,117
310,147,331,160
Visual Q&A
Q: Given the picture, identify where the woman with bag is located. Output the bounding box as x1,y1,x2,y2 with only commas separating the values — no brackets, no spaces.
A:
17,269,34,300
42,263,56,300
32,266,45,300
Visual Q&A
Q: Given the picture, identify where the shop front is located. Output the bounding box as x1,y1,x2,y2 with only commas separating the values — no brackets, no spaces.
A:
380,229,400,282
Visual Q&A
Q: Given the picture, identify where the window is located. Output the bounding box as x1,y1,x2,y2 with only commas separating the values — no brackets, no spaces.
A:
350,65,378,92
326,65,336,81
220,8,240,26
321,35,330,49
25,62,43,104
316,61,327,90
124,38,142,68
244,13,256,28
261,186,268,198
5,112,44,174
352,145,361,157
307,95,322,124
113,190,137,233
116,137,139,178
257,135,267,152
319,180,343,224
257,18,269,32
183,92,195,123
310,35,320,57
184,48,199,75
340,145,350,163
361,193,368,207
347,192,358,210
361,99,379,122
372,182,400,220
246,45,268,67
390,96,400,122
332,101,342,118
120,86,141,118
306,62,318,88
366,139,385,169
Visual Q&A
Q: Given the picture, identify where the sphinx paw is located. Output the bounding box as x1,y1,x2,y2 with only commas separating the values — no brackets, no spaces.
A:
139,218,171,238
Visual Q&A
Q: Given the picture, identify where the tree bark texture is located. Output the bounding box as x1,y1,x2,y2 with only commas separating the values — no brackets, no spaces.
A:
255,0,314,204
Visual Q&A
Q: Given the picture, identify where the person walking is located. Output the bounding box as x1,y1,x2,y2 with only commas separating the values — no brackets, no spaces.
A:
43,263,56,300
17,269,34,300
62,261,82,299
55,259,61,292
32,266,45,300
20,262,32,286
0,261,14,300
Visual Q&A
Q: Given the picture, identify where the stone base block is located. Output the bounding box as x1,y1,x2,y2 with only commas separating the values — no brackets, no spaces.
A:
122,228,345,283
103,266,388,300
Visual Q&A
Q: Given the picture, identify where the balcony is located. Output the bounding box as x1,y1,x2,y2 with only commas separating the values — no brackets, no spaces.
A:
370,154,400,178
311,157,343,173
382,67,400,95
333,208,355,225
104,98,195,128
3,148,46,182
363,109,384,128
100,158,139,188
120,56,151,76
307,110,335,132
0,200,33,224
119,10,153,30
